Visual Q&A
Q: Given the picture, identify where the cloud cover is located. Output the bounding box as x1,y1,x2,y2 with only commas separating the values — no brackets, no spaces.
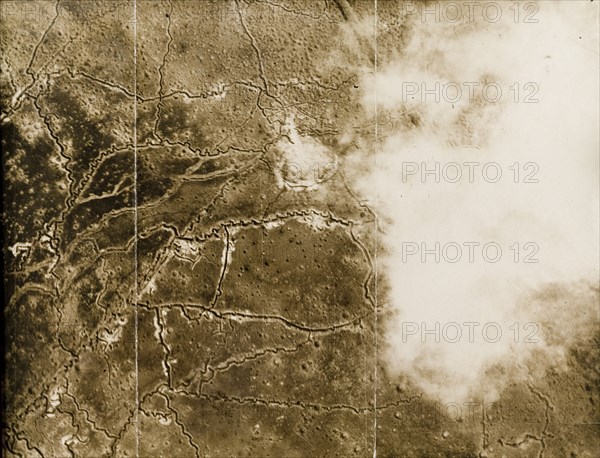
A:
346,1,599,403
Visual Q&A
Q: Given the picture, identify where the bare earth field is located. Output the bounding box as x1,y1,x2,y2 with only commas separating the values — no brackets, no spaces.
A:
2,1,599,457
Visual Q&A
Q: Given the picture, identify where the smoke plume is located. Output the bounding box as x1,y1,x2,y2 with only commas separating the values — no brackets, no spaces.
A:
345,1,599,404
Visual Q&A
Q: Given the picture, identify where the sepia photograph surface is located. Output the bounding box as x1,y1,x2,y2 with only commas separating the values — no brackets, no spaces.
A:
1,1,599,457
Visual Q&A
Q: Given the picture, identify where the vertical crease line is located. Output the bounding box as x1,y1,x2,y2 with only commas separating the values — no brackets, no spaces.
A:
133,0,140,456
373,1,378,457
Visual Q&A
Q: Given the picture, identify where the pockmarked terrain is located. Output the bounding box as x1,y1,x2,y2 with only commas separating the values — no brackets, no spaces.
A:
2,1,598,457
